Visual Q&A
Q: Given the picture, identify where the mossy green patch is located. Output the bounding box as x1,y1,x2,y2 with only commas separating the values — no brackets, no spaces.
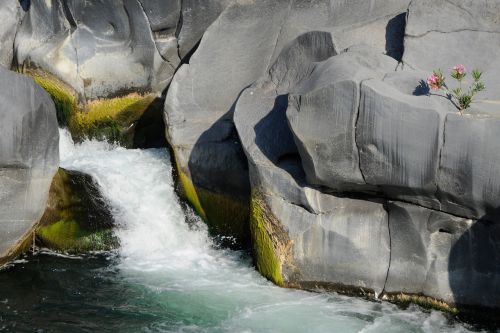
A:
172,151,207,220
37,168,117,253
27,69,78,126
388,293,459,315
70,93,155,147
250,194,284,286
197,187,250,248
24,68,155,146
37,220,117,252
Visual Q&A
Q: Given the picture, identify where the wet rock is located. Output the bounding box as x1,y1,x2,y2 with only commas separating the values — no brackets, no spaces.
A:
0,67,59,265
37,168,117,253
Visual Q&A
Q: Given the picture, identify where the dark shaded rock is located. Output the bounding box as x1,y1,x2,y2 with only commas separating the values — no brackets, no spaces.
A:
385,201,500,309
0,67,59,265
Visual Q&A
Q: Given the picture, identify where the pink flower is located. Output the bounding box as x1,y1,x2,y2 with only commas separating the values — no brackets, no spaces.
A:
427,74,442,90
453,64,466,75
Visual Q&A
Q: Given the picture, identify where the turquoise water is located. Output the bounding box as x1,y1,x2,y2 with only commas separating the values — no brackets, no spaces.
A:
0,131,480,332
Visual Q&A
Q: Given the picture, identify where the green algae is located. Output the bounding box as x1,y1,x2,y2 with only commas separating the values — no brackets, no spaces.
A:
25,68,155,147
37,169,117,253
70,93,155,147
37,220,117,252
388,293,459,315
28,69,77,126
197,187,250,247
250,194,284,286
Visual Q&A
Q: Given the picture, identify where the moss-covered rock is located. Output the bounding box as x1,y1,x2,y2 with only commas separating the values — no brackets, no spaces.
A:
24,68,156,147
27,68,78,126
173,150,250,248
69,93,156,147
37,168,118,253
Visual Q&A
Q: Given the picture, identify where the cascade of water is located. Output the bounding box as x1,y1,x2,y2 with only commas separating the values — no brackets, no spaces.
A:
56,129,474,333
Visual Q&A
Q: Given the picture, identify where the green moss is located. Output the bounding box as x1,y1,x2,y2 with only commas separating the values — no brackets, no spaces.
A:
37,220,117,252
198,187,250,247
389,293,459,315
28,69,78,126
37,168,117,253
70,93,155,147
173,151,207,220
24,68,155,146
250,194,284,286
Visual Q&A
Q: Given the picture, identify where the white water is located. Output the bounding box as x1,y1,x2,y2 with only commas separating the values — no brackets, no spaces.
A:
59,129,475,333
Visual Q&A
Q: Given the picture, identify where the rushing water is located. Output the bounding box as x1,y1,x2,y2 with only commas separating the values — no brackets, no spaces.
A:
0,130,482,332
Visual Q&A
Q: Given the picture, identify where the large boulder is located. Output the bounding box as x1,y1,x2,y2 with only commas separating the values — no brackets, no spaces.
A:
0,67,59,265
164,0,410,246
0,0,23,68
232,0,500,313
14,0,174,146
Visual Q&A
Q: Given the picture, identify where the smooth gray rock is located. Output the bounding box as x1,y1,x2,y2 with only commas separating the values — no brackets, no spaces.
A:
0,67,59,262
357,79,442,206
165,0,291,197
438,114,500,219
235,77,390,295
177,0,232,59
0,0,23,68
403,0,500,103
385,201,500,308
15,0,172,99
287,47,397,191
138,0,181,65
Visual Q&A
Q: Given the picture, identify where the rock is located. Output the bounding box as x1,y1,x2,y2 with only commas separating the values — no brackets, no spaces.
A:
138,0,181,66
16,0,172,99
0,0,23,68
234,37,398,294
438,113,500,219
0,67,59,265
287,46,397,191
177,0,232,59
385,201,500,309
164,0,292,245
37,168,117,252
403,0,500,103
164,0,410,247
15,0,172,146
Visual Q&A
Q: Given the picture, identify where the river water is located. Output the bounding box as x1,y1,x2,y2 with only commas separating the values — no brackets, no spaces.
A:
0,130,480,332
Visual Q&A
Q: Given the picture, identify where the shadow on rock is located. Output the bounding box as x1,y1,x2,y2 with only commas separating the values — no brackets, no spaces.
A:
449,206,500,325
187,109,251,249
253,94,305,181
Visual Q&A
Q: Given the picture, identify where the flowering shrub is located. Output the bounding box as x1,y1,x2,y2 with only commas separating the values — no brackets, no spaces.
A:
427,65,485,113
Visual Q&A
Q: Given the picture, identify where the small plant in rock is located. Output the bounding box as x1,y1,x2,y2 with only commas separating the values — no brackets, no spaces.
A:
427,64,485,114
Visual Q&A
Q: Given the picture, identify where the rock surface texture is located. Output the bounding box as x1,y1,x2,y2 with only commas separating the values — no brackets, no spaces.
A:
0,0,23,68
0,67,59,265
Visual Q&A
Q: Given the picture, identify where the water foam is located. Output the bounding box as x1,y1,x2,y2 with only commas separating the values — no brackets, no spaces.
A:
58,129,477,333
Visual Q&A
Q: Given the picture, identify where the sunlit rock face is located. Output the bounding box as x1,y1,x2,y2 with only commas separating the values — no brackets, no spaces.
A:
0,67,59,264
15,0,172,99
230,0,500,311
0,0,23,68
